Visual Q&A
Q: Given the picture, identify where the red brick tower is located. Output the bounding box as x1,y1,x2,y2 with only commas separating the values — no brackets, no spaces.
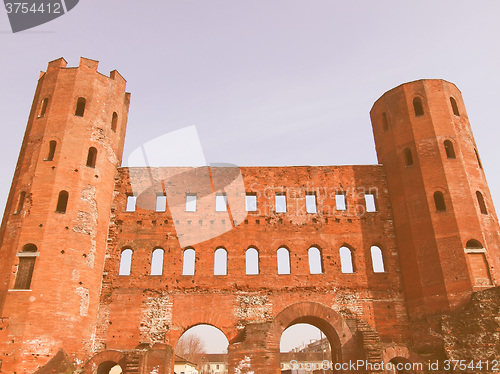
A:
0,57,130,372
370,80,500,352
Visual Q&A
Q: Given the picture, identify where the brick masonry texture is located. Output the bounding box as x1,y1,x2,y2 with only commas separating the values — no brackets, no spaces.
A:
0,58,498,373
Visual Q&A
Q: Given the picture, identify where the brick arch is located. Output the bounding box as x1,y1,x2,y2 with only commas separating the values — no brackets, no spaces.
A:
382,346,425,373
168,320,239,350
269,301,358,362
82,350,126,374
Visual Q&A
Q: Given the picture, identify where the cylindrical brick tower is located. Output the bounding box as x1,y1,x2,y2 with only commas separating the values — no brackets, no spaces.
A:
0,57,130,371
370,79,500,352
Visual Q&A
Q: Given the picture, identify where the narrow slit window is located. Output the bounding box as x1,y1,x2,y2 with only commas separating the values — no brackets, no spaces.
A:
215,193,227,212
404,148,414,166
245,193,257,212
444,140,456,159
125,195,137,212
186,194,197,212
277,247,290,275
308,246,323,274
111,112,118,132
450,97,460,116
364,193,377,212
150,248,164,275
86,147,97,168
14,244,38,290
476,191,488,215
340,246,354,273
474,149,483,169
382,112,389,132
156,195,167,212
15,191,26,214
275,193,287,213
182,248,196,275
305,192,317,214
38,98,48,117
214,248,227,275
246,247,259,275
371,246,385,273
413,97,424,116
75,97,86,117
46,140,56,161
55,190,68,213
434,191,446,212
119,248,133,275
335,192,346,211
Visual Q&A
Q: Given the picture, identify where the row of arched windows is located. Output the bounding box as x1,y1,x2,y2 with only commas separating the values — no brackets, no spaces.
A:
118,245,387,276
37,97,119,132
403,140,457,167
432,190,488,214
44,141,98,168
382,96,460,132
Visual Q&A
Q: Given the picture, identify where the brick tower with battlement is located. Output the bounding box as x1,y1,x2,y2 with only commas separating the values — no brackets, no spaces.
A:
0,59,498,374
0,58,130,372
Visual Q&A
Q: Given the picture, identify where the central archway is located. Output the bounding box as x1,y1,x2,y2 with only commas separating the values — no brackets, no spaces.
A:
270,301,358,370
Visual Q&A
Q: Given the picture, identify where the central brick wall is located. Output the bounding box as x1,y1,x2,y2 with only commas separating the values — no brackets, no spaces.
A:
93,165,410,372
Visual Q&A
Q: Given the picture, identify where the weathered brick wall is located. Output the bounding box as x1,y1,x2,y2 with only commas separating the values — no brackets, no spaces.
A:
92,165,410,372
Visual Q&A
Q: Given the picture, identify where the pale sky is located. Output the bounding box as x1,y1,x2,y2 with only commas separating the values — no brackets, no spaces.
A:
1,0,499,354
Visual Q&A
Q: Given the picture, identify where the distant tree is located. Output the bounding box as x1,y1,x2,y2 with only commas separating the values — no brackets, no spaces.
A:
176,333,207,359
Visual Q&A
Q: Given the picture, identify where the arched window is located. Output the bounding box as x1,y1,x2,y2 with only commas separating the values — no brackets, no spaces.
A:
370,246,385,273
119,248,133,275
277,247,290,275
55,190,69,213
465,240,492,287
444,140,456,159
404,148,414,166
14,244,38,289
340,246,354,273
476,191,488,214
38,98,48,117
474,149,483,169
466,239,483,249
450,97,460,116
111,112,118,132
46,140,56,161
86,147,97,168
246,247,259,275
150,248,164,275
413,97,424,116
382,112,389,132
15,191,26,214
308,246,323,274
434,191,446,212
214,247,227,275
182,248,195,275
75,97,86,117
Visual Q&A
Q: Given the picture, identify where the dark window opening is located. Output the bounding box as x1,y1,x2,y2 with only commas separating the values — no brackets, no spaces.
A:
38,98,48,117
450,97,460,116
413,97,424,116
466,239,483,249
46,140,56,161
476,191,488,214
14,244,38,290
75,97,86,117
56,190,69,213
434,191,446,212
86,147,97,168
474,149,483,169
111,112,118,132
382,112,389,132
15,191,26,214
404,148,414,166
444,140,456,159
